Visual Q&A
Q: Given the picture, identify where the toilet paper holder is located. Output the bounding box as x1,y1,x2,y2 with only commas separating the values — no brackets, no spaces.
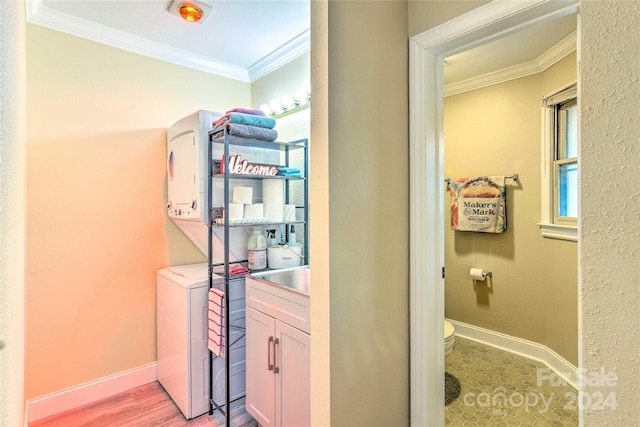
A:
469,268,492,282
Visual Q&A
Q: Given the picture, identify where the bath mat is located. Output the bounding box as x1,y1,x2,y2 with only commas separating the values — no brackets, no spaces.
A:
445,372,461,405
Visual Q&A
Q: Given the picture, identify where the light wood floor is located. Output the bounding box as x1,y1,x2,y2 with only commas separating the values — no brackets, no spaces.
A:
29,381,218,427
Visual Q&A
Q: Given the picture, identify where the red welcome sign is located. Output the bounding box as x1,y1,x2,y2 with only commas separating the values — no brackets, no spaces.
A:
220,154,278,176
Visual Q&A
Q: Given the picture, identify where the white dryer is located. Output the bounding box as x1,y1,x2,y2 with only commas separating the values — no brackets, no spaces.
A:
167,110,249,262
156,263,246,419
166,110,281,261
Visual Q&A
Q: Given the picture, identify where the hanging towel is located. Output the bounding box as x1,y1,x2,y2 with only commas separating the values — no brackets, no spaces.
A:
208,288,225,357
450,176,507,233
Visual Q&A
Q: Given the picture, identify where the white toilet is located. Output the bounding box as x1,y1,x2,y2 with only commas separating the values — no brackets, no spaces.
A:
444,320,456,356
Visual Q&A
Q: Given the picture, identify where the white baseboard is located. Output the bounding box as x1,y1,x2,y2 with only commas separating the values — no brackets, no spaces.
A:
25,362,157,424
447,319,578,390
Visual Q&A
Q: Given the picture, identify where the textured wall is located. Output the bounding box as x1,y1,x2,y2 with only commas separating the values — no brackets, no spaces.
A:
0,1,26,425
580,1,640,424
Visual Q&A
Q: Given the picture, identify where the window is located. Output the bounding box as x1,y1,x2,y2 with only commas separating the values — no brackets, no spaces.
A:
554,98,578,223
539,83,578,241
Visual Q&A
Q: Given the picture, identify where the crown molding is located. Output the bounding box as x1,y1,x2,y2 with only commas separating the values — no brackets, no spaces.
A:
445,31,577,97
26,0,309,83
248,29,310,82
444,60,542,97
536,30,576,69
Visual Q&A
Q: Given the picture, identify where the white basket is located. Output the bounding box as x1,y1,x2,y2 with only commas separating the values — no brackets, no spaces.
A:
267,246,303,269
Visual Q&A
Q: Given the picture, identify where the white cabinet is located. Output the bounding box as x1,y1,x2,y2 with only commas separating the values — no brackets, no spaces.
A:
246,274,310,427
275,319,310,427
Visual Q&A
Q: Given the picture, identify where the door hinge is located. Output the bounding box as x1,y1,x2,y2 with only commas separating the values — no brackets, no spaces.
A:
442,267,445,279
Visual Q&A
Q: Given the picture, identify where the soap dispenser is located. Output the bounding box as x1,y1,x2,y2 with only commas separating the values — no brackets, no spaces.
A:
288,225,297,247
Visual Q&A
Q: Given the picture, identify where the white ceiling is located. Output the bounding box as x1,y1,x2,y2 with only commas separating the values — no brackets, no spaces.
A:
28,0,311,82
444,13,577,95
27,1,576,88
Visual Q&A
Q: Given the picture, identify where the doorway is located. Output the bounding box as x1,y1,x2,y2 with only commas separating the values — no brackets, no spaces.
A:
409,1,580,426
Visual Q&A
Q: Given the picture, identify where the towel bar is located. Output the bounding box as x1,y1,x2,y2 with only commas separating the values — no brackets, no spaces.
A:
444,174,518,188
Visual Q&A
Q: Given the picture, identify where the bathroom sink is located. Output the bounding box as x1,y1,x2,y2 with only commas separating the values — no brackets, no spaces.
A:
250,267,310,295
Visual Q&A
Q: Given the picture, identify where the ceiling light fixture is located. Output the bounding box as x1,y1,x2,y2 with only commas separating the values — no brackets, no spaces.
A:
168,0,213,24
178,3,204,22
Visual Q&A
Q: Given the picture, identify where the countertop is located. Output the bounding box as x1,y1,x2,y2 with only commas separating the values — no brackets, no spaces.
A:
251,267,310,295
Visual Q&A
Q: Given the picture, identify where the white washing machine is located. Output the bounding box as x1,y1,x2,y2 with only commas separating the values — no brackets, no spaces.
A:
156,263,246,419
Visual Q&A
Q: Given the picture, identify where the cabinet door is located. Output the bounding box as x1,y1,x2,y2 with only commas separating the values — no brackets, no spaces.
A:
246,307,276,427
276,321,310,427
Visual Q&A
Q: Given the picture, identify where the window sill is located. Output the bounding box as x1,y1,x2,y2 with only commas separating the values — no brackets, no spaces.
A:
538,223,577,242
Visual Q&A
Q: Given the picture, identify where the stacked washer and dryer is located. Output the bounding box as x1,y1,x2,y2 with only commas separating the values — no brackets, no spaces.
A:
157,110,248,419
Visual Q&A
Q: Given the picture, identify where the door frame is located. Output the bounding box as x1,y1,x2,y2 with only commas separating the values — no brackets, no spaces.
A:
408,1,580,425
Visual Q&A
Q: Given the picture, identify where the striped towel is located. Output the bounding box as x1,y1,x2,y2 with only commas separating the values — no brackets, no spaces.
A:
208,288,225,357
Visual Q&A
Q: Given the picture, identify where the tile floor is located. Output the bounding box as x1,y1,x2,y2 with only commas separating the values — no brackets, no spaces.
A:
445,337,579,426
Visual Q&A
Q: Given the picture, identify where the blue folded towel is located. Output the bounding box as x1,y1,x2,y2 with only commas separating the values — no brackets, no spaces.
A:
228,113,276,129
277,167,301,177
277,167,300,174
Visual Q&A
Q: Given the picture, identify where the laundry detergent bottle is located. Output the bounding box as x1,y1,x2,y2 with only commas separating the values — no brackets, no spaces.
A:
247,227,267,270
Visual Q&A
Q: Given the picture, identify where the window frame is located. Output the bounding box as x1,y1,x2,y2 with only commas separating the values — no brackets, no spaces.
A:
539,82,578,241
554,98,578,225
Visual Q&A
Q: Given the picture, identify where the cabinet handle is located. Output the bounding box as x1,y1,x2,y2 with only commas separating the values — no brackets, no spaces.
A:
273,338,280,374
268,336,274,371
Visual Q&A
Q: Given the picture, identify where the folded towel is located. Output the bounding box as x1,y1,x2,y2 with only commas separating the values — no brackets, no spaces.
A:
225,107,266,116
277,167,300,174
208,288,225,357
450,176,506,233
215,113,276,129
212,123,278,142
277,168,301,177
229,263,249,276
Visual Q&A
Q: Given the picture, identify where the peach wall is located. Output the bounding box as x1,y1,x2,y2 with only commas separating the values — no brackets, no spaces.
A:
25,24,249,399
